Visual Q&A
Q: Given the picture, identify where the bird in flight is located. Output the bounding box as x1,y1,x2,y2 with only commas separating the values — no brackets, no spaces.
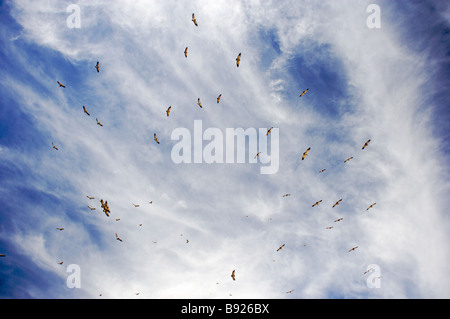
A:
236,53,241,67
58,261,64,265
302,147,311,160
83,105,90,116
100,199,110,217
154,133,160,144
254,152,261,159
286,289,295,294
166,106,171,117
57,81,65,88
282,193,291,197
332,199,342,208
96,118,103,127
87,196,94,200
334,218,343,222
319,169,326,173
184,47,188,58
192,13,198,26
348,246,358,252
115,233,123,242
95,61,100,73
344,157,353,163
326,226,334,229
56,228,64,231
299,88,309,97
231,270,236,281
197,98,203,108
217,94,222,104
362,139,371,150
277,244,285,252
366,203,376,211
88,206,96,210
364,268,374,275
266,127,273,136
52,142,59,150
133,203,140,207
312,200,322,207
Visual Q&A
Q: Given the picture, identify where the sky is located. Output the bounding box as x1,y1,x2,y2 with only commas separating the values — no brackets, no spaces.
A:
0,0,449,299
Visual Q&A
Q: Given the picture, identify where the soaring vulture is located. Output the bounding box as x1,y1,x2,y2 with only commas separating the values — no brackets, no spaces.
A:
319,169,326,173
56,228,64,231
83,105,90,116
100,199,110,217
192,13,198,26
366,203,376,211
348,246,358,252
197,98,202,108
166,106,171,117
236,53,241,67
95,61,100,73
266,127,273,136
301,147,311,160
282,193,291,197
57,81,65,88
344,157,353,163
362,139,371,150
299,88,309,97
154,133,160,144
217,94,222,104
332,199,342,208
254,151,261,159
334,218,343,222
312,200,322,207
184,47,188,58
96,118,103,127
231,270,236,281
88,206,96,210
87,195,94,200
52,142,59,150
277,244,285,252
286,290,295,294
115,233,123,242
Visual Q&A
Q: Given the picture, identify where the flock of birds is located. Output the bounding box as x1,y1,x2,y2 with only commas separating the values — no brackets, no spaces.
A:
1,12,380,298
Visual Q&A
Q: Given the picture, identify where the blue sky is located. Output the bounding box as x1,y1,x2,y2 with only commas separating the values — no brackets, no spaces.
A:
0,0,449,299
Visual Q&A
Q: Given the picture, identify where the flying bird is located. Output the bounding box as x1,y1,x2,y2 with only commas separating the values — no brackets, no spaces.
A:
332,199,342,208
192,13,198,26
286,290,295,294
217,94,222,103
88,206,96,210
344,157,353,163
100,199,110,217
312,200,322,207
319,169,326,173
266,127,273,136
95,61,100,73
299,88,309,97
362,139,371,150
326,226,334,229
166,106,171,117
231,270,235,281
277,244,285,252
57,81,65,88
197,98,202,108
96,118,103,127
364,268,374,275
154,133,160,144
236,53,241,67
56,228,64,231
83,105,90,116
58,261,64,265
87,196,94,200
366,203,376,211
133,203,140,207
115,233,122,242
184,47,188,58
282,193,291,197
52,142,59,150
115,218,120,221
334,218,343,222
348,246,358,252
254,152,261,159
301,147,311,160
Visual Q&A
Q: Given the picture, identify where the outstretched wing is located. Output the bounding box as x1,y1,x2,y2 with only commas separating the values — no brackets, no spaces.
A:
95,61,100,72
217,94,222,103
192,13,198,26
301,147,310,160
236,53,241,67
166,106,171,117
299,88,309,97
362,139,371,149
184,47,188,58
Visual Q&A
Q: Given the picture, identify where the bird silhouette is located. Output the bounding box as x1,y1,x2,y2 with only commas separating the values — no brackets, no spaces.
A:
83,105,90,116
184,47,188,58
154,133,160,144
217,94,222,103
197,98,202,108
302,147,311,160
57,81,65,88
166,106,171,117
266,127,273,136
192,13,198,26
52,142,59,150
299,88,309,97
312,200,322,207
348,246,358,252
236,53,241,67
362,139,371,150
366,203,376,211
87,196,94,200
344,157,353,163
56,228,64,231
115,233,122,242
95,61,100,73
332,199,342,208
231,270,235,281
277,244,285,252
96,118,103,127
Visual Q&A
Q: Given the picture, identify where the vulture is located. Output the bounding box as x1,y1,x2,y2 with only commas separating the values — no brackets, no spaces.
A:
192,13,198,26
197,98,202,108
96,118,103,127
87,196,95,200
57,81,65,88
334,218,343,222
344,157,353,163
301,147,311,160
286,290,295,294
231,270,236,281
282,193,291,197
100,199,110,217
166,106,171,117
362,139,371,150
58,261,64,265
88,206,96,210
133,203,140,207
115,233,123,242
299,88,309,97
95,61,100,73
236,53,241,67
52,142,59,150
254,151,261,159
332,199,342,208
319,169,326,173
366,203,376,211
83,105,90,116
326,226,334,229
154,133,160,144
56,228,64,231
277,244,285,252
184,47,188,58
312,200,322,207
348,246,358,252
217,94,222,104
